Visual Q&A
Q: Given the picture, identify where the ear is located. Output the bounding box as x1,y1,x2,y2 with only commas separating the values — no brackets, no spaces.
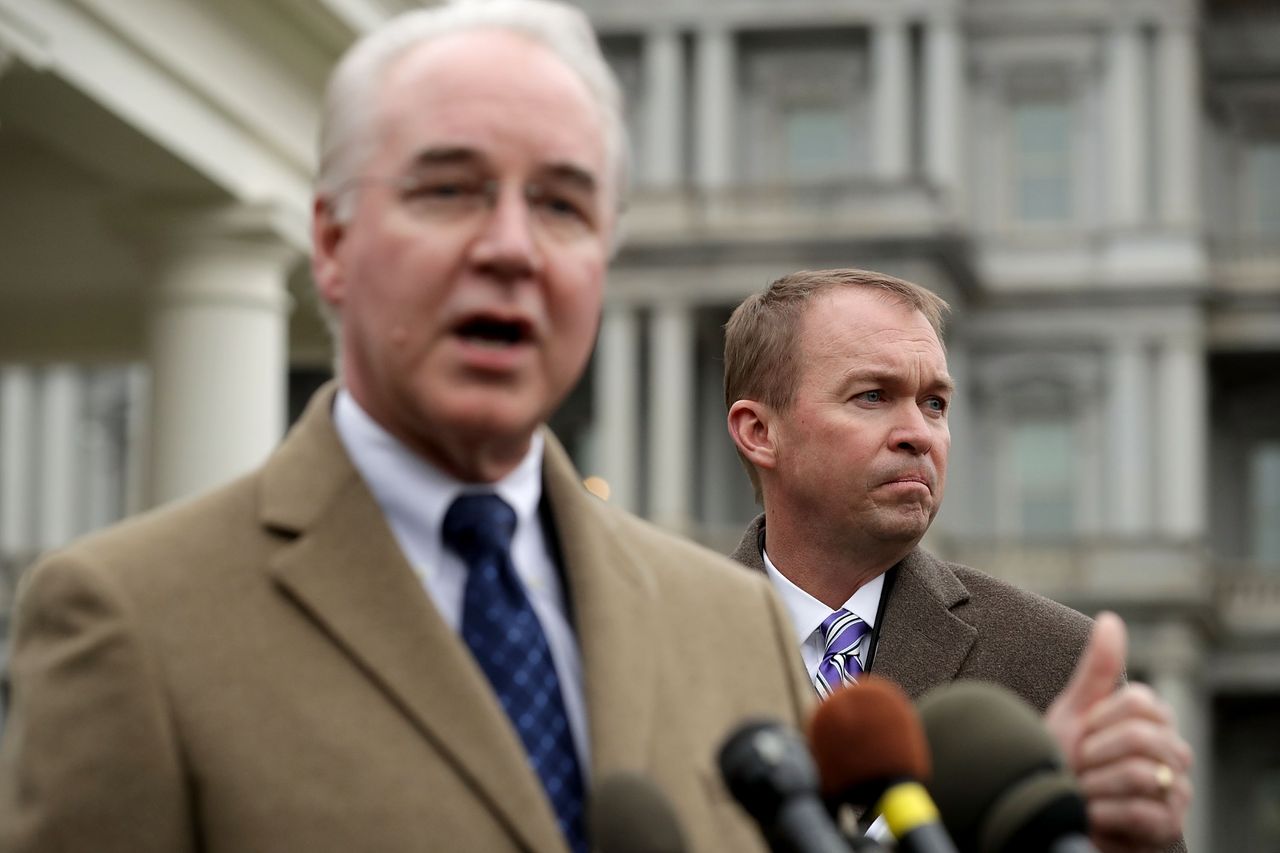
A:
311,196,347,310
727,399,779,472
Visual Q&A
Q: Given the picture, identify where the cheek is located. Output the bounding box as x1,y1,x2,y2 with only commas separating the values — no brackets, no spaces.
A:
547,258,605,335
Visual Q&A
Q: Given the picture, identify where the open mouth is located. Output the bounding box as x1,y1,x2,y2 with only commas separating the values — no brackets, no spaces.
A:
454,316,532,347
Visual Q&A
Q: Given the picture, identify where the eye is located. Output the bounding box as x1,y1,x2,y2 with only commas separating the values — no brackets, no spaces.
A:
537,194,586,219
853,390,884,404
400,177,485,204
528,186,594,225
923,396,948,416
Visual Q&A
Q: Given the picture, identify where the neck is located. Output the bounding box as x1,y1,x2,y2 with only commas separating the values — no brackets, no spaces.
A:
343,386,535,484
407,430,532,484
762,505,912,610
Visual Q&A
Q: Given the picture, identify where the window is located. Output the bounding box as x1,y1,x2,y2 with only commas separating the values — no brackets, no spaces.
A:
1247,141,1280,232
1012,100,1073,223
1011,419,1076,538
1251,441,1280,565
783,105,853,181
1256,766,1280,847
738,32,867,185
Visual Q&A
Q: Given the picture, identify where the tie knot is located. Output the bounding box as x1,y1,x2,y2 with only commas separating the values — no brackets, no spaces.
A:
819,609,869,654
442,493,517,561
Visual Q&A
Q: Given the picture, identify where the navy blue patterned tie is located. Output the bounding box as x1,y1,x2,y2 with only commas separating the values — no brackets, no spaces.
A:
442,493,586,853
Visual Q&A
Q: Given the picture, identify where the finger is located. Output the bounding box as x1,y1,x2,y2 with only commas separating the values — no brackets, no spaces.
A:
1077,718,1192,773
1088,795,1185,848
1077,756,1190,801
1053,611,1127,719
1079,760,1193,853
1080,683,1175,738
1090,830,1167,853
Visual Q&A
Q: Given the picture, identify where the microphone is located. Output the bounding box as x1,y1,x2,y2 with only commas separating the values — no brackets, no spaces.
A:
916,681,1096,853
718,719,853,853
807,676,958,853
590,772,687,853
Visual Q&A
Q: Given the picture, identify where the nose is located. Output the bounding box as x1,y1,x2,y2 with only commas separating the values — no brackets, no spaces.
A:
889,403,934,456
469,184,543,280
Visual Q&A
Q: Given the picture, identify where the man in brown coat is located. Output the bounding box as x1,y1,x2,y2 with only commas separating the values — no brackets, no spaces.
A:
0,4,811,851
724,268,1192,853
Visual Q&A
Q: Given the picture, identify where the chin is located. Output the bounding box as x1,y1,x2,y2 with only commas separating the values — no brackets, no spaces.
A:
867,508,932,544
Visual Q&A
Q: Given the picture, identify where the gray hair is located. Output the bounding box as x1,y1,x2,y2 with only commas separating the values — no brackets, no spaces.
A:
315,0,630,220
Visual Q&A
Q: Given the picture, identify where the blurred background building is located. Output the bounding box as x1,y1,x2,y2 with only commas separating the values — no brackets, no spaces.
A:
1,0,1277,848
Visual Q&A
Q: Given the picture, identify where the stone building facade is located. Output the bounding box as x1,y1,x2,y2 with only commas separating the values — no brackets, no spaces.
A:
1,0,1278,849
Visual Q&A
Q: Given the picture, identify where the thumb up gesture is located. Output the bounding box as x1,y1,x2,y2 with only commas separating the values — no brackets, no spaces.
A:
1045,612,1192,853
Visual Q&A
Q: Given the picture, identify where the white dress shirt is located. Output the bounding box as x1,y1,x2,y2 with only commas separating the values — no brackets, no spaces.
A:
762,548,889,840
761,549,885,687
332,390,590,771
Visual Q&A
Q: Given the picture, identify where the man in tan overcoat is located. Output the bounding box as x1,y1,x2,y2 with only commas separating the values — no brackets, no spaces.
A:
0,4,811,851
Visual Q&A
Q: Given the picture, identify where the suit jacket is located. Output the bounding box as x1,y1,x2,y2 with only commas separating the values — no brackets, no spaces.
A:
0,389,813,853
731,513,1092,712
732,515,1189,853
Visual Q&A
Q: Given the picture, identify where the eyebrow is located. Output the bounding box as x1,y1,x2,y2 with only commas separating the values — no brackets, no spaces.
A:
406,146,484,170
841,368,956,395
538,163,598,196
404,147,599,196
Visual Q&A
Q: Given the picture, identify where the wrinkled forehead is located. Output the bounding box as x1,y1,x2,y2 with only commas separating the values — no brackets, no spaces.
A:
803,288,946,359
373,30,610,171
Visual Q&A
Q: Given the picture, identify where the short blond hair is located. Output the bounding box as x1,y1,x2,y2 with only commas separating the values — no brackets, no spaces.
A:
723,268,951,500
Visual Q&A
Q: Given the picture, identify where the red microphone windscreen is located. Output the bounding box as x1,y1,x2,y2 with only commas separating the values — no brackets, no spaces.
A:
807,675,932,807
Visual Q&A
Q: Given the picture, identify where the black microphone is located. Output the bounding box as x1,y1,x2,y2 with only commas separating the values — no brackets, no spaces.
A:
590,772,687,853
808,675,958,853
917,681,1097,853
718,719,853,853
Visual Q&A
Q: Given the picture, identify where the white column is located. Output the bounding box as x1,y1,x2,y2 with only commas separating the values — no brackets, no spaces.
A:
1156,335,1206,539
872,13,910,181
644,28,684,188
0,367,36,558
695,26,735,190
82,371,124,533
146,205,297,506
595,303,640,513
38,365,81,550
648,303,695,532
1105,21,1146,227
1157,18,1200,227
924,13,965,203
123,365,151,517
1148,621,1209,853
1108,341,1149,534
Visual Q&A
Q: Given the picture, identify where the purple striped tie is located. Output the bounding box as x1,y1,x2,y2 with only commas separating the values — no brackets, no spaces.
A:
814,609,870,699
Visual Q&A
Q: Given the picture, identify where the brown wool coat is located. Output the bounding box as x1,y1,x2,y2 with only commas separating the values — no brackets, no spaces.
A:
0,388,813,853
731,513,1092,712
732,514,1187,853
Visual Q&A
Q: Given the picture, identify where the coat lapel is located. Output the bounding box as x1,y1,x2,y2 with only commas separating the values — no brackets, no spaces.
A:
540,433,659,779
259,387,566,853
870,549,976,701
731,513,976,701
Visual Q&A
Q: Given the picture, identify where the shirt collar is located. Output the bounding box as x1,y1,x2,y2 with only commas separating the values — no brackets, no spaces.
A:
762,548,885,648
332,388,544,545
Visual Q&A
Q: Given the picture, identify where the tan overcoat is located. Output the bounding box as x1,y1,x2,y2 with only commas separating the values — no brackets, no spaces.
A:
0,389,812,853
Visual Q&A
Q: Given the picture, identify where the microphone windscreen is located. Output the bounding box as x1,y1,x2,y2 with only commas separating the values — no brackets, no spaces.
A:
916,682,1069,853
981,771,1088,853
808,675,931,807
717,719,820,824
590,772,688,853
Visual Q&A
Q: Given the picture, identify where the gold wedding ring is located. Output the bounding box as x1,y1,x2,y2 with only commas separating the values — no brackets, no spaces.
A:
1154,763,1175,797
